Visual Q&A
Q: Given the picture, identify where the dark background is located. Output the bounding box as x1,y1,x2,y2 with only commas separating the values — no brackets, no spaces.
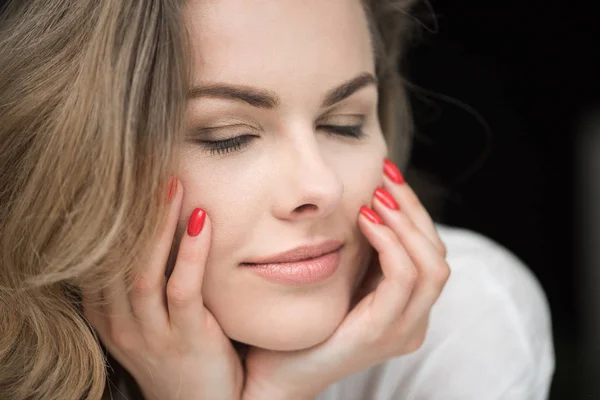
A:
1,0,593,398
406,0,599,398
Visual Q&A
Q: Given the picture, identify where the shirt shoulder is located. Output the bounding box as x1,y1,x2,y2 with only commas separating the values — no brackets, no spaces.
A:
436,223,551,310
318,225,555,400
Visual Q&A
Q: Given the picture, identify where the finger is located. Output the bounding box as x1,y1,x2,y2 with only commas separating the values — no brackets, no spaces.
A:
382,179,446,257
350,253,382,309
372,198,450,321
358,206,418,327
166,207,211,337
382,159,446,257
129,177,181,330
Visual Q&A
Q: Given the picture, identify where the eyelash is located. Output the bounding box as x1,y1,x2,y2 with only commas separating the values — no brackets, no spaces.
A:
201,135,255,155
200,124,365,155
320,124,365,139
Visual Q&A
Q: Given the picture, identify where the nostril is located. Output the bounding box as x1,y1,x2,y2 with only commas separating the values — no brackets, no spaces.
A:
294,204,318,213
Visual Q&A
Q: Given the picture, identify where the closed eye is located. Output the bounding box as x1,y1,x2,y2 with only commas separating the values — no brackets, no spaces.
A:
193,121,365,156
198,134,255,155
319,124,365,139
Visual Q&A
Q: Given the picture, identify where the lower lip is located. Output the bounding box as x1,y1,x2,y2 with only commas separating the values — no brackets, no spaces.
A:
242,250,341,285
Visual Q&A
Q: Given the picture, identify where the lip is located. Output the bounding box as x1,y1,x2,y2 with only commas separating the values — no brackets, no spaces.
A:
242,240,343,264
241,240,343,285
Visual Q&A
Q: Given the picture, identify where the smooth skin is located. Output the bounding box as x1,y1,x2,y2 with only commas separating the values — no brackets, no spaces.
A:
82,0,450,399
83,181,244,400
83,162,450,400
242,168,449,399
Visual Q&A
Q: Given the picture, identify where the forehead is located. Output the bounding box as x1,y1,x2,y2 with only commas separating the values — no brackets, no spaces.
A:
185,0,374,94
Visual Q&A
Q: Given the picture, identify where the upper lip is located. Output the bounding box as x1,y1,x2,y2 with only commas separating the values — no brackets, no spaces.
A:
243,240,343,264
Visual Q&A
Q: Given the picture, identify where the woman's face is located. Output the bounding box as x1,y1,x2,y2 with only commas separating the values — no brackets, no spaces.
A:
179,0,387,351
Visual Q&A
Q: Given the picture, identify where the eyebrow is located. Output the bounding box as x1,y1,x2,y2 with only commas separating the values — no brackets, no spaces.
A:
187,72,378,109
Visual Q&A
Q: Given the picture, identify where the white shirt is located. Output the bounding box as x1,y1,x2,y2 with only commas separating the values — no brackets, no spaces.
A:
316,225,555,400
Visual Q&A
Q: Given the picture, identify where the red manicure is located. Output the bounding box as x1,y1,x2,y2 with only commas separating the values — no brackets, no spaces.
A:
383,158,405,184
374,187,399,210
360,206,383,224
166,176,177,203
187,208,206,237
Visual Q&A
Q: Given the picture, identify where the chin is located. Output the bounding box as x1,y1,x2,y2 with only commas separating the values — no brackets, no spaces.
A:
220,284,353,351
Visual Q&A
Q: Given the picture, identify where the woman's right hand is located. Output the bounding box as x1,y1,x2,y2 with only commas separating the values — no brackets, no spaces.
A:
82,178,244,400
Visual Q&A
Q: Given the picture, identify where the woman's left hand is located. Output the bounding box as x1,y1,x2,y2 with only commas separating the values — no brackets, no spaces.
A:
241,159,450,400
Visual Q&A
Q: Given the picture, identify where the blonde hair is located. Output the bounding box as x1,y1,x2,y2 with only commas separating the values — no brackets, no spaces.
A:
0,0,417,398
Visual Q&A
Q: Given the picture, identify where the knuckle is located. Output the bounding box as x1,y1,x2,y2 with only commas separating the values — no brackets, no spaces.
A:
402,265,419,288
400,216,420,238
397,324,428,355
386,274,417,305
108,325,136,352
431,261,451,287
362,324,387,346
380,228,398,247
404,332,426,354
386,258,418,290
176,247,199,264
166,283,194,307
405,189,422,209
131,274,158,297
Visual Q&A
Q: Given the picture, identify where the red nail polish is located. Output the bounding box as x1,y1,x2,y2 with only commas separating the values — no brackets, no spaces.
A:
383,158,405,184
166,176,177,203
187,208,206,237
374,187,399,210
360,206,383,224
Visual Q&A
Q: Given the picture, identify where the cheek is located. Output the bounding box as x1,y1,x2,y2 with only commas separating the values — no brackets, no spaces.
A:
176,149,264,224
336,134,388,207
176,156,253,289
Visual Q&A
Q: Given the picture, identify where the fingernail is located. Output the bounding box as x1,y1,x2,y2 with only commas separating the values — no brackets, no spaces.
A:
374,187,399,210
187,208,206,237
166,176,178,203
383,158,405,184
360,206,383,224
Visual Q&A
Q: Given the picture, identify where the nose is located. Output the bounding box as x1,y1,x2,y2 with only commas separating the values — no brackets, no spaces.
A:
272,131,343,221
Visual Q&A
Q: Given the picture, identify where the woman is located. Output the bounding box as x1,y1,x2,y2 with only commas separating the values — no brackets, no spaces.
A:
0,0,554,399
